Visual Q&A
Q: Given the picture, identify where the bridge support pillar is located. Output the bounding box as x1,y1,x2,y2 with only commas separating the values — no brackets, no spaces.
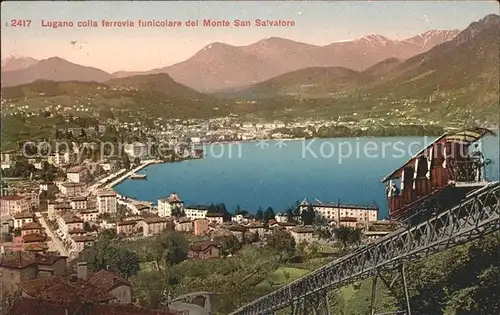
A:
370,265,412,315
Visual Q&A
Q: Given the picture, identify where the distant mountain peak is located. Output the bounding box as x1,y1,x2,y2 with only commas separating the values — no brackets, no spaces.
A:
43,56,67,62
1,55,39,72
453,13,499,45
404,29,460,48
481,13,500,24
257,36,293,43
355,34,392,46
202,42,233,50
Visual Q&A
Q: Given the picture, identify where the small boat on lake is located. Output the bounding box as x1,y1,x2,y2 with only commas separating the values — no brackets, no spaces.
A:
130,173,147,180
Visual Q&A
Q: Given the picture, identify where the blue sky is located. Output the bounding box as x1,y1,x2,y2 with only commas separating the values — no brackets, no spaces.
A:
1,1,498,72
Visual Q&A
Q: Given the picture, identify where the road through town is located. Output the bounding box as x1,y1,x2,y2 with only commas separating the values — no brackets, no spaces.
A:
36,212,69,257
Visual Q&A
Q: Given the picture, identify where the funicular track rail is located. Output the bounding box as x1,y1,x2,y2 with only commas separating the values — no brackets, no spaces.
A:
230,182,500,315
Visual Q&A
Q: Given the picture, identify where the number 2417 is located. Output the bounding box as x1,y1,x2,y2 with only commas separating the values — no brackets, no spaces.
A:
11,19,32,27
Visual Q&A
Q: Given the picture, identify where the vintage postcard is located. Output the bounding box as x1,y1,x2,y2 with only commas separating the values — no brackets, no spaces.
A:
0,1,499,315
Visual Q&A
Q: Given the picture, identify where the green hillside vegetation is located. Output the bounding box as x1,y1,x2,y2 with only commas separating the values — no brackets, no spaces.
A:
239,67,364,98
1,77,229,119
272,234,499,315
75,227,498,315
106,73,203,96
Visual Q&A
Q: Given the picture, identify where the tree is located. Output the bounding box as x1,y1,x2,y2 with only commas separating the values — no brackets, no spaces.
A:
266,228,296,261
171,206,185,218
99,228,117,240
334,227,362,249
255,208,264,221
83,222,98,232
347,228,362,246
122,153,131,170
307,242,320,259
297,240,308,257
263,207,276,223
154,230,189,267
235,204,242,215
83,222,92,232
301,203,316,225
316,227,333,240
313,215,329,226
217,234,242,256
249,232,260,243
84,236,140,279
391,234,500,315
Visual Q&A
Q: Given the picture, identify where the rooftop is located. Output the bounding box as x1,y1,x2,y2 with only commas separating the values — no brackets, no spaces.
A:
290,227,315,234
205,212,224,217
97,189,117,197
144,216,169,224
67,165,87,173
72,235,96,242
22,233,47,243
246,221,265,228
340,216,358,222
19,276,114,304
8,297,83,315
62,182,86,188
63,213,84,224
159,192,183,203
185,205,209,210
0,252,37,269
177,217,192,224
68,228,86,234
0,194,25,201
13,212,35,219
88,269,131,292
228,225,247,232
21,222,42,230
0,252,66,269
117,220,137,226
190,241,219,252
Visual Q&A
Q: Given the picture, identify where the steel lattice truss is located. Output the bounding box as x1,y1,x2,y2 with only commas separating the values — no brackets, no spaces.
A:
230,182,500,315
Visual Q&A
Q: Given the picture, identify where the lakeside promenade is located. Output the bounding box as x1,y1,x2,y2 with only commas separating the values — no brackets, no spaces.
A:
94,160,161,214
101,159,162,189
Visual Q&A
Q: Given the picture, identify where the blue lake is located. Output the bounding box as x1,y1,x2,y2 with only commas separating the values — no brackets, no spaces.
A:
114,135,499,218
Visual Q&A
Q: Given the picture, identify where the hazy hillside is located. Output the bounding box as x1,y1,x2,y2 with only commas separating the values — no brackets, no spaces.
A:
1,56,39,72
106,73,203,98
362,58,402,80
366,14,499,113
1,57,112,87
238,67,364,98
1,78,226,119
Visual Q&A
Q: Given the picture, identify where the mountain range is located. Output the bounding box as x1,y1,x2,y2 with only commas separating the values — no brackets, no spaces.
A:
1,29,460,91
1,14,498,124
239,14,499,102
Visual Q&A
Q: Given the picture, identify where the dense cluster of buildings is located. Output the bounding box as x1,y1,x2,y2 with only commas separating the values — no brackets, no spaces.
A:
0,128,394,315
0,252,177,315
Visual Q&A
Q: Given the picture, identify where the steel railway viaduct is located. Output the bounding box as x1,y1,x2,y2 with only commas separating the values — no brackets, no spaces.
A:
229,181,500,315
